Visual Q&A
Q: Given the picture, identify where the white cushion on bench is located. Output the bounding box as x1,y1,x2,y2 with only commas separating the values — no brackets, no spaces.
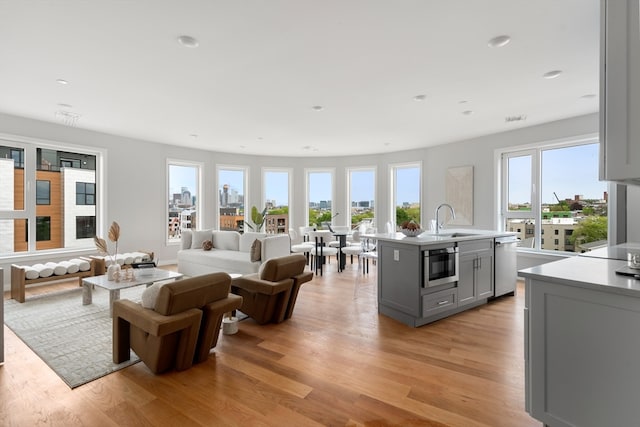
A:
59,260,79,274
70,258,91,271
45,262,68,276
23,266,39,280
32,263,53,278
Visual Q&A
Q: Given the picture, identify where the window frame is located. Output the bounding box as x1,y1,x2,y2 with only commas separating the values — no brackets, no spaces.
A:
305,168,335,228
262,167,292,234
166,159,203,245
0,133,104,256
346,166,377,230
497,134,609,253
389,161,422,229
216,164,248,232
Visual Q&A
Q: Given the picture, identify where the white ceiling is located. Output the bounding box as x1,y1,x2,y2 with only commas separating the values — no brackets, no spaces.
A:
0,1,600,157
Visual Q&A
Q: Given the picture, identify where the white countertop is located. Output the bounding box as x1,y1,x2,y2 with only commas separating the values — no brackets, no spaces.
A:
364,228,516,246
519,256,640,297
580,242,640,261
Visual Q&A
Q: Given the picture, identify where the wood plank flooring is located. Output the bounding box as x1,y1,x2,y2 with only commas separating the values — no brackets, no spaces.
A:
1,264,539,426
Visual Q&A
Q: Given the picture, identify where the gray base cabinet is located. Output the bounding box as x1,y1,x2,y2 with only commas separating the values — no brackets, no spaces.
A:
525,278,640,427
458,239,494,307
377,238,494,327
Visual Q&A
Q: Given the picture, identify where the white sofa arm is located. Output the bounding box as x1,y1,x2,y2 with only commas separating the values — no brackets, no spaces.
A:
261,234,291,261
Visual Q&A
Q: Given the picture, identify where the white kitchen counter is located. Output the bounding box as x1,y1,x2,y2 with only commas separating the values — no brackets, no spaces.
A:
364,228,515,246
519,256,640,297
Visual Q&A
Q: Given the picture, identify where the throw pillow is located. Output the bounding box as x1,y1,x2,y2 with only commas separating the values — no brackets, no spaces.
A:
202,239,213,251
250,239,262,262
191,229,212,249
141,282,166,309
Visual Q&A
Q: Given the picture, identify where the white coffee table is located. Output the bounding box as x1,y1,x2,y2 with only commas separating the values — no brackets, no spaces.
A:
82,269,183,314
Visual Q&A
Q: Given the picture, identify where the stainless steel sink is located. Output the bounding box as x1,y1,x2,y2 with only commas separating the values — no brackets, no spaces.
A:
435,232,478,238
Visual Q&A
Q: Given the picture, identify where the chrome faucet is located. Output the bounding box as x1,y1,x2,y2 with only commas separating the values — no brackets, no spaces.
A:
435,203,456,234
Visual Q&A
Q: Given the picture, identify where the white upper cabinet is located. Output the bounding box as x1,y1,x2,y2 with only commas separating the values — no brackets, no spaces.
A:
601,0,640,185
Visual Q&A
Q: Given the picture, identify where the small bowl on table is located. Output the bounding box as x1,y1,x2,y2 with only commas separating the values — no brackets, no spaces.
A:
400,228,423,237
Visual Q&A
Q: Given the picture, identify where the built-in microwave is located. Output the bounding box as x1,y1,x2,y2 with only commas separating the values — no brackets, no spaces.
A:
423,245,459,287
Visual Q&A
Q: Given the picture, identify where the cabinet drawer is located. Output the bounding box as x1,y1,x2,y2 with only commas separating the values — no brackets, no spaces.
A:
458,238,493,255
423,287,458,317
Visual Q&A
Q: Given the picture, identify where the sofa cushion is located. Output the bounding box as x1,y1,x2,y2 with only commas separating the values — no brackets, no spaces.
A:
261,234,291,261
181,229,193,250
191,229,213,249
141,281,167,309
178,248,260,275
250,239,262,262
212,231,240,251
239,232,267,252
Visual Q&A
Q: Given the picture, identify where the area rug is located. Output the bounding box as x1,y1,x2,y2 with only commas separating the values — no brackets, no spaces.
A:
4,285,145,389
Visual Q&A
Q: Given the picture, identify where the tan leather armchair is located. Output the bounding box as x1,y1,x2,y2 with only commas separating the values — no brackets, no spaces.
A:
113,272,242,373
231,255,311,324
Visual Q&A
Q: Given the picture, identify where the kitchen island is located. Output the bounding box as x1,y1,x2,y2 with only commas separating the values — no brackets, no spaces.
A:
520,253,640,427
369,229,516,328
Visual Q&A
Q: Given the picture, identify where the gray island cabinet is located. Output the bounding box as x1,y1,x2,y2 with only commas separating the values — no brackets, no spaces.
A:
373,230,510,328
520,256,640,427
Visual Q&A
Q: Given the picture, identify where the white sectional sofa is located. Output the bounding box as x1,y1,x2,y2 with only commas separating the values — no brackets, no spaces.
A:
177,229,291,277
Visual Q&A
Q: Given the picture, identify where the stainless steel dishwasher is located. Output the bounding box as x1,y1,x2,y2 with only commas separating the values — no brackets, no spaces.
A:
494,235,518,297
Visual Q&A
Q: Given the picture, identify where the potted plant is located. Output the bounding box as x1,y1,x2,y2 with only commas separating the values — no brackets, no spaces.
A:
245,206,268,232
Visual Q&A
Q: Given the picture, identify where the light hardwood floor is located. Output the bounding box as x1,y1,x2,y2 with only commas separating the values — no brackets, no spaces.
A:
1,264,539,426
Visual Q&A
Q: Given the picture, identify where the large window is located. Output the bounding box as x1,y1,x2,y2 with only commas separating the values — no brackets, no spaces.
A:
167,161,201,243
263,169,290,234
501,139,607,252
348,167,375,230
218,166,247,232
390,163,421,228
0,140,99,254
307,169,334,228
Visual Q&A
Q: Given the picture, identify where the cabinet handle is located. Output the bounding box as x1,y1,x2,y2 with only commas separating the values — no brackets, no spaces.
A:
437,300,449,305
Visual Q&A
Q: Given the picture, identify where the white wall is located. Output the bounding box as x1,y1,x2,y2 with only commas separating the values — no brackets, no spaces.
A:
2,110,638,287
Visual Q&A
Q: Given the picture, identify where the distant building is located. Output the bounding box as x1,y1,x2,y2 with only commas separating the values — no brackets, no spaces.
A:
265,214,288,234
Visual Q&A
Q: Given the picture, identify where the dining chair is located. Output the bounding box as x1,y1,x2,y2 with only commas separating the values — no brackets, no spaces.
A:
289,228,314,264
341,230,363,266
307,230,338,276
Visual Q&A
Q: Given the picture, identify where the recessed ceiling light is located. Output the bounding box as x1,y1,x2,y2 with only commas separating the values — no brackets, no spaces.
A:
57,103,73,109
177,35,199,48
543,70,562,79
189,134,198,139
458,100,468,104
462,110,474,116
311,105,324,111
487,35,511,48
56,79,69,85
384,142,391,146
413,94,427,101
505,115,527,122
580,94,597,99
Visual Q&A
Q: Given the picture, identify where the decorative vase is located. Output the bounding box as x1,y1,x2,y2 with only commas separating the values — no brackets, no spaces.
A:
107,263,121,281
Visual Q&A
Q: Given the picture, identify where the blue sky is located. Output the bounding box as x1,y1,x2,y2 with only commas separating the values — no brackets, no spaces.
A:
168,164,197,198
509,143,607,204
171,165,423,208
